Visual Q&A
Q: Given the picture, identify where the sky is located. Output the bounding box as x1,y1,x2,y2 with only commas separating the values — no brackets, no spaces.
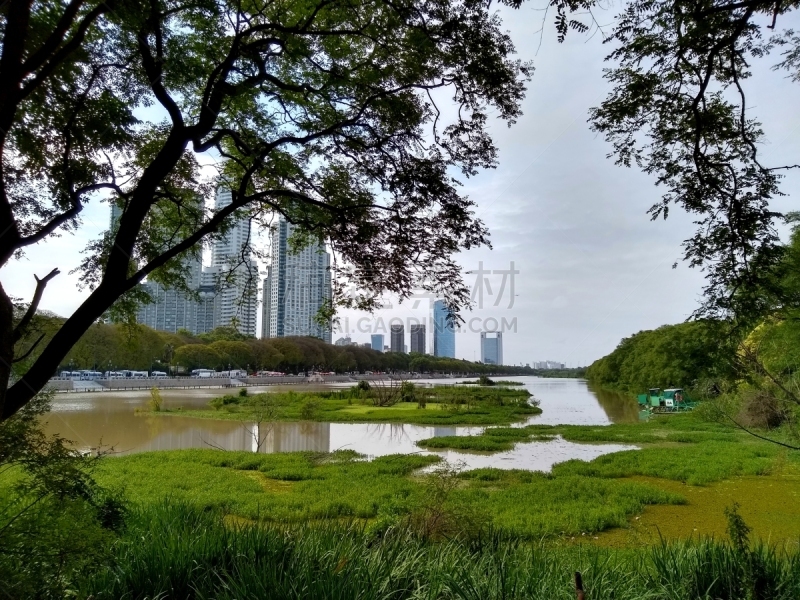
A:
3,4,800,367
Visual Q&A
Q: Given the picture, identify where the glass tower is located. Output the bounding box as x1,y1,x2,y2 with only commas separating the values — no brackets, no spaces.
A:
433,300,455,358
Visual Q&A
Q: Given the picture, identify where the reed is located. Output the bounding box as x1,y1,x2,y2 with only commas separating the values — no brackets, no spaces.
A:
79,502,800,600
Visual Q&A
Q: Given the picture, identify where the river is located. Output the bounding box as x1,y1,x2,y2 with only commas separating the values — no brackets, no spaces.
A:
42,377,640,471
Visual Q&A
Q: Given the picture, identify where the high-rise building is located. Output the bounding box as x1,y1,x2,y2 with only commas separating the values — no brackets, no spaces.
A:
109,201,123,230
134,186,258,337
390,323,404,353
265,217,331,342
136,252,203,334
371,334,384,352
334,336,352,346
207,187,258,336
480,332,503,365
433,300,455,358
410,324,426,354
261,267,272,338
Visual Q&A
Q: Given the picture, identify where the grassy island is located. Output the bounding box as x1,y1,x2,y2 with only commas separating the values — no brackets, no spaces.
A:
154,383,541,426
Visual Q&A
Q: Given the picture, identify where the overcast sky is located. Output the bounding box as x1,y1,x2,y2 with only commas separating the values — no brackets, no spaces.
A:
3,4,800,367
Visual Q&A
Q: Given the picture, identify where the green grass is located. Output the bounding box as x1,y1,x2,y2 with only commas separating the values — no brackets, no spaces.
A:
95,450,438,522
416,414,783,485
79,502,800,600
94,448,686,538
418,427,554,451
158,385,541,426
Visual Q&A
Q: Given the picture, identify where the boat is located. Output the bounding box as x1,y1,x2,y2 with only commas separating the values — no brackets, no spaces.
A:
637,388,697,413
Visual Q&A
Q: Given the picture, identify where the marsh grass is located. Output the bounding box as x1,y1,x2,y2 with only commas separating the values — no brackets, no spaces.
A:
417,414,782,485
79,502,800,600
167,385,541,425
94,449,687,538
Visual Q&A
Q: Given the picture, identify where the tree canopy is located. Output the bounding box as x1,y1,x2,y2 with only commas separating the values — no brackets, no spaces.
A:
1,0,530,419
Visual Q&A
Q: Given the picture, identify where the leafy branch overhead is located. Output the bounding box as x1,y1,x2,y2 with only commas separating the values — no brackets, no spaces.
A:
0,0,530,419
585,0,800,321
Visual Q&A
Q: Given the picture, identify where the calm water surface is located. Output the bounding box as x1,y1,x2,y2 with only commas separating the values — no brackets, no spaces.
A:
43,377,639,471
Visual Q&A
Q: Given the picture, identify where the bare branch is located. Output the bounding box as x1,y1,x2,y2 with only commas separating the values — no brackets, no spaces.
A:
12,268,60,343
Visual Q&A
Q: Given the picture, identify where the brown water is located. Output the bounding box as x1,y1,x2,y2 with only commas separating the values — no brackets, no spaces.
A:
43,377,639,471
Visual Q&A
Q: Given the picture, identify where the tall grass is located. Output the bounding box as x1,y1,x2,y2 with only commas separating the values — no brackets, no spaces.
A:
80,503,800,600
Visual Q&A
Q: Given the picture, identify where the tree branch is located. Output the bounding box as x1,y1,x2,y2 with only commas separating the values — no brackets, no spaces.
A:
12,268,60,343
13,333,46,363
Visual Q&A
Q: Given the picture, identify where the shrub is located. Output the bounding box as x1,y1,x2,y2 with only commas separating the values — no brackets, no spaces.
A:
400,381,416,403
301,399,320,420
148,387,162,412
739,391,788,429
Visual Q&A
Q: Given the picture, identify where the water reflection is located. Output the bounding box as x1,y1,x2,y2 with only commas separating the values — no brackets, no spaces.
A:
43,377,639,471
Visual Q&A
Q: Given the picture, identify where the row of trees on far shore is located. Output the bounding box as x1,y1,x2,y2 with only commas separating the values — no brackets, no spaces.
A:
21,316,536,376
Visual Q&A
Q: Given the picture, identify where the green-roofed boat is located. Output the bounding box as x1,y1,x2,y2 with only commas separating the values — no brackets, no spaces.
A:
637,388,697,413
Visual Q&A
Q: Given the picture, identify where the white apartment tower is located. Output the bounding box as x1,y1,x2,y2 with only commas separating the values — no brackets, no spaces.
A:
265,218,331,342
206,187,258,336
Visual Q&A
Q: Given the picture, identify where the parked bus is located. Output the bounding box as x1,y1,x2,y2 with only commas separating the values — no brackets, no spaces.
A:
191,369,215,378
151,371,168,379
219,369,247,378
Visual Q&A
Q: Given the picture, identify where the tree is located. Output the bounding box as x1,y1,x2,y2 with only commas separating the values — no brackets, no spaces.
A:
208,340,254,370
173,344,223,371
580,0,800,322
0,0,529,420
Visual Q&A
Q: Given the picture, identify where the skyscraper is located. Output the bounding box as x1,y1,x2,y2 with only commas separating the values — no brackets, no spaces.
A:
265,217,331,342
480,332,503,365
390,323,404,353
207,187,258,336
433,300,455,358
261,267,272,338
410,324,426,354
136,252,203,334
371,334,384,352
134,186,258,336
109,201,123,229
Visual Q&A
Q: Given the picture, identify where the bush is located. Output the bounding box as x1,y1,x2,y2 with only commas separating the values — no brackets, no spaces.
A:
300,399,320,420
238,387,248,398
149,387,163,412
400,381,416,403
739,391,788,429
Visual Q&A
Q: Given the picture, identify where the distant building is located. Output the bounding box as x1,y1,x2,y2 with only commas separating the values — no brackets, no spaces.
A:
361,343,371,348
534,360,565,369
390,324,404,353
208,187,258,336
480,332,503,365
334,336,352,346
265,217,331,342
410,324,426,354
371,334,384,352
432,300,455,358
261,267,272,339
134,186,258,336
109,201,123,229
136,252,203,334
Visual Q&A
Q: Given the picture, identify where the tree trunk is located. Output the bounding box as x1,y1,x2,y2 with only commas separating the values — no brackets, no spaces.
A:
0,282,15,418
